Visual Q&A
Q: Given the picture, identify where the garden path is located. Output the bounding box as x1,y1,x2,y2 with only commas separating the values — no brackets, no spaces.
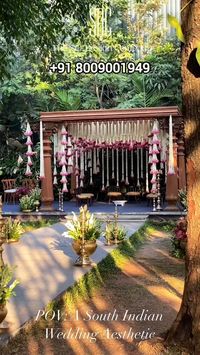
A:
0,223,185,355
2,221,144,336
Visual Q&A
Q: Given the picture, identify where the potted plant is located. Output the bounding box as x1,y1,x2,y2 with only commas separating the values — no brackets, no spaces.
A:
0,265,19,324
65,205,101,265
19,195,35,212
105,222,126,245
30,187,41,212
5,217,24,243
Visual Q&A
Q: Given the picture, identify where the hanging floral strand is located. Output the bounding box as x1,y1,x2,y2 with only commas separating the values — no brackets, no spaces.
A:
74,145,79,189
137,147,140,187
111,148,115,179
53,133,58,185
102,148,105,191
148,142,153,165
39,121,45,179
60,125,68,193
131,149,134,178
140,148,144,179
96,147,100,173
80,148,84,188
125,149,129,185
146,149,149,193
116,148,119,187
150,120,160,193
121,148,125,182
24,122,34,177
84,150,87,172
67,135,73,175
93,147,97,174
168,115,175,175
106,146,109,187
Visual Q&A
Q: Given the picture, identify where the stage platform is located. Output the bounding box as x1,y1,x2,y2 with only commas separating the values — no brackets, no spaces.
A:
2,201,186,221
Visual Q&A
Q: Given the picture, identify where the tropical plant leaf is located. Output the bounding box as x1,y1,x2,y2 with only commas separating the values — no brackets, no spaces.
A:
53,90,81,111
167,14,185,43
196,47,200,66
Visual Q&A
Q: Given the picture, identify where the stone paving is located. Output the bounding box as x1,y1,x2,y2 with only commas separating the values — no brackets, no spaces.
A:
2,221,144,336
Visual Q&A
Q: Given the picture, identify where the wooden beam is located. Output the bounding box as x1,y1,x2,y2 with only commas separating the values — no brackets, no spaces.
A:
40,106,182,123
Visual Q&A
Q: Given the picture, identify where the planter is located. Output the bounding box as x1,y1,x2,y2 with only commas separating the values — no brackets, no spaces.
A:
34,200,40,212
7,239,20,244
0,304,7,324
105,238,124,245
72,240,97,266
21,209,33,213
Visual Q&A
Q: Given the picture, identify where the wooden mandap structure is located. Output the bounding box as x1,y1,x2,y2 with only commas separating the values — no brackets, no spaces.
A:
39,106,186,211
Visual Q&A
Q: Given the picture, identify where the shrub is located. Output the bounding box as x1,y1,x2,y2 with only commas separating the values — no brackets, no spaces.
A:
19,195,35,211
30,187,41,201
5,217,24,241
0,265,19,304
171,217,187,259
178,189,187,211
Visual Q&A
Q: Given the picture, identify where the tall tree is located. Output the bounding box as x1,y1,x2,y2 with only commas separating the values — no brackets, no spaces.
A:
166,1,200,353
0,0,99,78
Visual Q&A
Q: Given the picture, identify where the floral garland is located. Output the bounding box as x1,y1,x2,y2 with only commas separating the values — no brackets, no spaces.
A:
59,125,68,193
150,120,160,194
24,122,34,177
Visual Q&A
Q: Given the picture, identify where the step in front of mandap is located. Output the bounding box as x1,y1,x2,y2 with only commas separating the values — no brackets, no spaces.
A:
63,212,149,223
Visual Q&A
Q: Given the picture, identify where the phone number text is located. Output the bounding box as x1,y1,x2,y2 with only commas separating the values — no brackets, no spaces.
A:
49,61,151,74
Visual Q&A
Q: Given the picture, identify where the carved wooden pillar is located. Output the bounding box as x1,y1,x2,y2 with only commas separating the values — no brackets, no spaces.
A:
70,173,76,194
40,127,54,211
165,135,179,211
177,127,186,191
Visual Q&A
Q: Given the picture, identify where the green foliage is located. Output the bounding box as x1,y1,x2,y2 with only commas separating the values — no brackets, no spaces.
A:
0,0,100,78
22,218,59,232
196,47,200,66
170,236,185,259
115,42,181,108
29,187,41,202
146,220,176,234
0,265,19,304
167,14,185,43
126,0,167,56
19,195,35,211
105,222,126,241
52,90,81,111
19,187,41,211
65,205,101,241
178,189,187,211
5,217,24,242
0,3,181,175
116,73,175,108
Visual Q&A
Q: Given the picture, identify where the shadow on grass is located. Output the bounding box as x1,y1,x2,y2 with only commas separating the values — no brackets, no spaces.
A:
0,222,184,355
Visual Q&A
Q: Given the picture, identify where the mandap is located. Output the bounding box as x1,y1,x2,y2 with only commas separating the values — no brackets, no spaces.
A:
38,107,185,211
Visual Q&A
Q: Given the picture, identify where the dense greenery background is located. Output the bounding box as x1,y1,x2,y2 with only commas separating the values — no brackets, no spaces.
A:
0,0,181,180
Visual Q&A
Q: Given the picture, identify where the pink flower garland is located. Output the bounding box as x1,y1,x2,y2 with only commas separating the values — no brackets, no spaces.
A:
24,122,34,176
150,121,160,193
60,125,68,193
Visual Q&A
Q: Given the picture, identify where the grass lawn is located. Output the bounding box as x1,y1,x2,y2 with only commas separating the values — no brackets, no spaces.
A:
21,218,60,233
0,221,186,355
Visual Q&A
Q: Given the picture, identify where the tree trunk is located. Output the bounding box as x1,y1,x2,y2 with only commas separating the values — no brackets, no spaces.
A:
166,1,200,353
